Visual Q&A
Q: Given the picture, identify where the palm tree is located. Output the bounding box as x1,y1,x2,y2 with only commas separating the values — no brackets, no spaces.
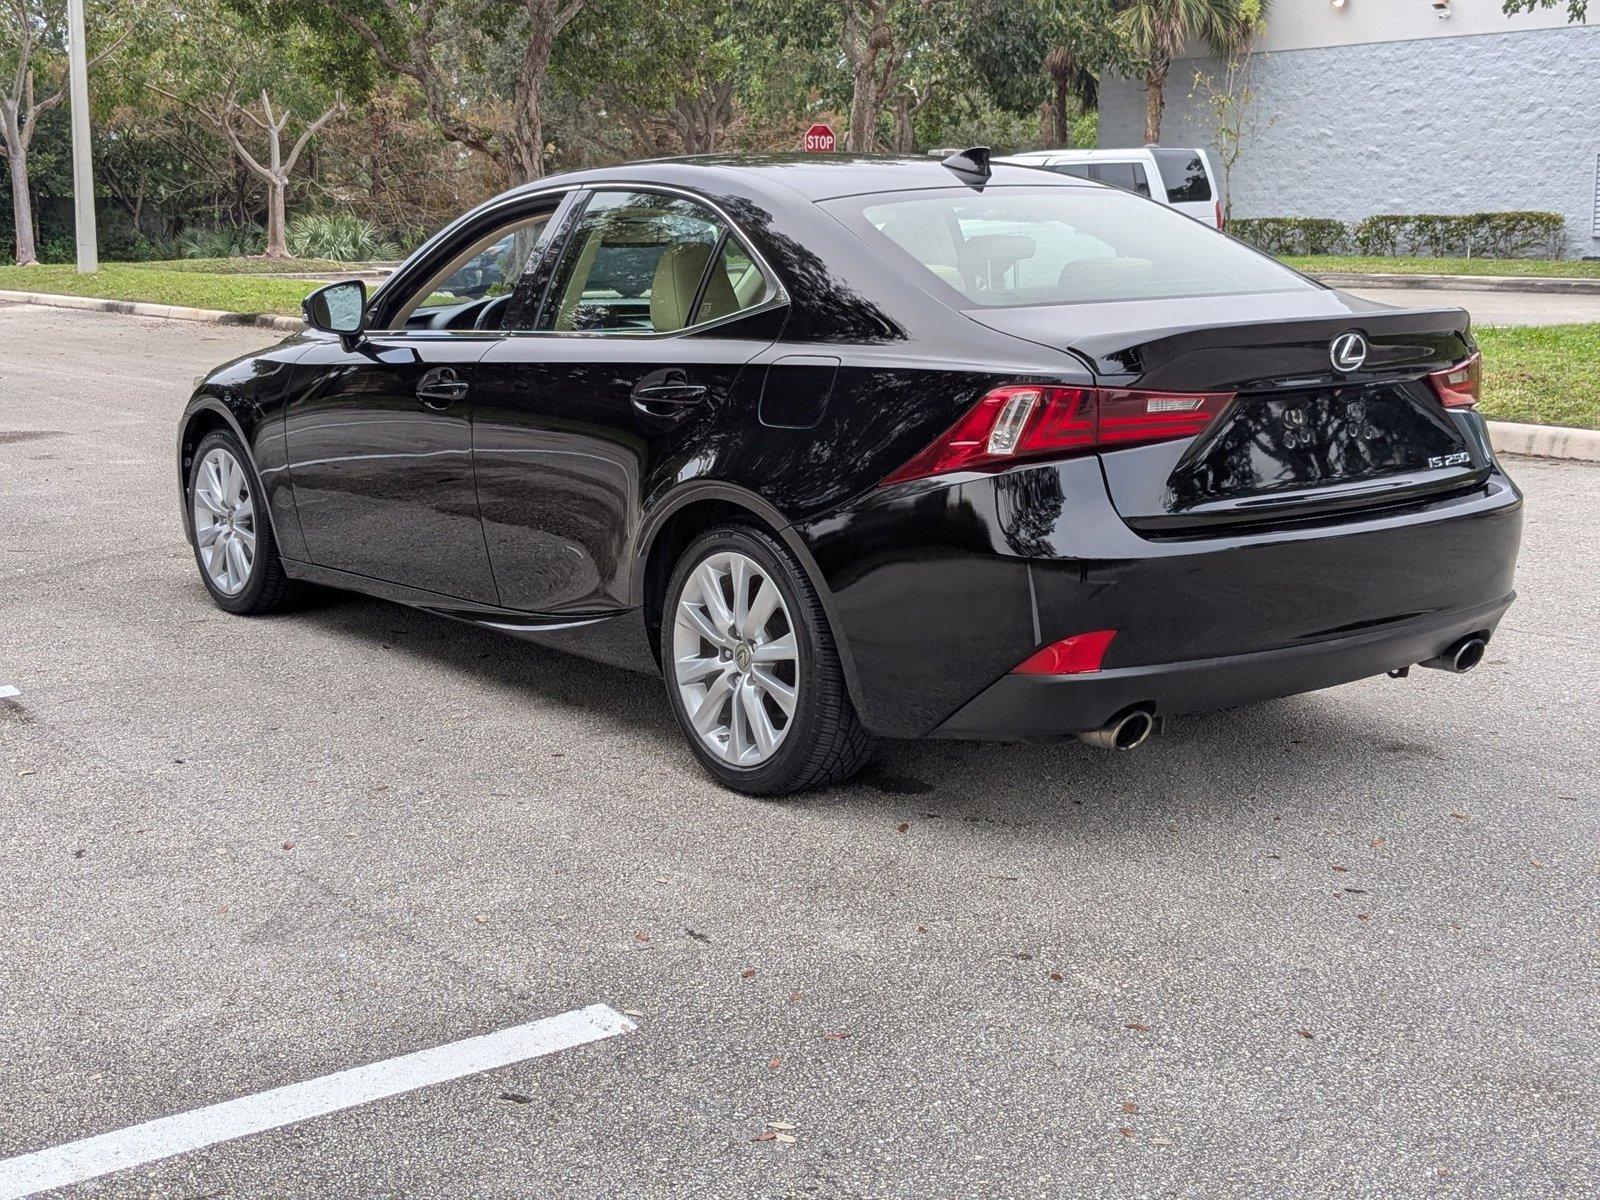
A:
1117,0,1266,144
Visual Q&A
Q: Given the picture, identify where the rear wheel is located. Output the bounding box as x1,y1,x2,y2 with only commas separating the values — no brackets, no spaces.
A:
662,525,875,796
187,429,298,614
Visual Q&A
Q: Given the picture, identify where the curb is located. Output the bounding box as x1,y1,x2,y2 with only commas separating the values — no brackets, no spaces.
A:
1487,420,1600,463
1316,272,1600,296
3,288,1596,464
0,289,303,332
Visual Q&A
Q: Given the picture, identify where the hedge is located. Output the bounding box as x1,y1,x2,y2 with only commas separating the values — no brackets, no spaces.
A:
1230,211,1566,260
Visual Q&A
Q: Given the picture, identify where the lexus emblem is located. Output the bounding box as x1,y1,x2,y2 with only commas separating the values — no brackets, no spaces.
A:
1331,332,1368,373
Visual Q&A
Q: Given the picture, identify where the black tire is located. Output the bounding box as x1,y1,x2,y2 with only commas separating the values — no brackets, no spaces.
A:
186,429,300,615
661,523,876,796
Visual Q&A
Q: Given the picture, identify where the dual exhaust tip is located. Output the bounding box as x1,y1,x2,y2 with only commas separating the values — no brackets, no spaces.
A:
1079,634,1489,752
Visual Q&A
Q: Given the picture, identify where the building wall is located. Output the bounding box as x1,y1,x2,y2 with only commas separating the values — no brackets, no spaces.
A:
1235,0,1575,54
1099,24,1600,258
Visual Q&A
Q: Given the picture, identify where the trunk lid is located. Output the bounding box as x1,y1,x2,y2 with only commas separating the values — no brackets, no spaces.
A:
968,290,1487,532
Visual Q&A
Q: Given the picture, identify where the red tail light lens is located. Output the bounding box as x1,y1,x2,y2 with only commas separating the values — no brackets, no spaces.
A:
881,384,1234,486
1215,201,1225,231
1427,353,1481,409
1012,629,1118,675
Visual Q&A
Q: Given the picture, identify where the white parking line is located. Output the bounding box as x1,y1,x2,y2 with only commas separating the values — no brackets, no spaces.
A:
0,1003,634,1200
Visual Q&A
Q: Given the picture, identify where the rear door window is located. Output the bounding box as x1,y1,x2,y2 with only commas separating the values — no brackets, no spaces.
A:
1087,162,1152,199
1150,150,1212,203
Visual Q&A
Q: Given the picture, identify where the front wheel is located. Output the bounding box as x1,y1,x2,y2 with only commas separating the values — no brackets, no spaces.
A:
662,525,875,796
187,429,299,614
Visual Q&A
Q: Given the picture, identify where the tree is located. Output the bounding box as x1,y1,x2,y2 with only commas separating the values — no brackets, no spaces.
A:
839,0,896,152
147,2,345,257
1116,0,1264,144
1190,2,1268,217
2,0,124,264
1501,0,1587,19
306,0,586,183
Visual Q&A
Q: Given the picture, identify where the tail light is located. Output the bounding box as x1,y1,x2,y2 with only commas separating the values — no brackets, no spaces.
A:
1427,353,1481,409
881,384,1234,487
1215,201,1225,231
1012,629,1118,675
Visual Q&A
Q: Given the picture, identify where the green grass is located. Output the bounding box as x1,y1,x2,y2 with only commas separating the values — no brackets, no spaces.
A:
0,263,329,316
127,256,360,275
1285,255,1600,280
1476,322,1600,430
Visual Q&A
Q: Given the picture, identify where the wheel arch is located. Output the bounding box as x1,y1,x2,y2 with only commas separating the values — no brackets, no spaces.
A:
176,397,250,540
632,483,865,711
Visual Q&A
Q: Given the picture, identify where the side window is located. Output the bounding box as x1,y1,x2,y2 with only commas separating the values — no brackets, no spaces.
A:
536,190,767,334
1049,163,1093,181
1088,162,1152,199
386,210,556,329
1150,150,1212,203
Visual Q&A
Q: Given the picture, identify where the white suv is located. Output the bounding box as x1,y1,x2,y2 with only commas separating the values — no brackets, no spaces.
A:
995,147,1224,230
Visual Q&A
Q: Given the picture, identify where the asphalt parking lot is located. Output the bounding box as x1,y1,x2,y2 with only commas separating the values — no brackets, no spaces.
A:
2,303,1596,1199
1342,285,1600,328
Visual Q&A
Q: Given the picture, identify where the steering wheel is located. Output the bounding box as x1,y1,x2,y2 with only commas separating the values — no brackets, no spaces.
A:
474,294,512,331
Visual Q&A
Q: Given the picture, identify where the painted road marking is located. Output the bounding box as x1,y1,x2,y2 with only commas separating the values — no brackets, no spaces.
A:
0,1003,634,1200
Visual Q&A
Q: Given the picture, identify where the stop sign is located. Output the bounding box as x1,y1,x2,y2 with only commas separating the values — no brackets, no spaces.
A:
803,124,836,153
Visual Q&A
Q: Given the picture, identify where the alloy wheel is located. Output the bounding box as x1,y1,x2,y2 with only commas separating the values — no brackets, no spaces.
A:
672,550,800,767
191,447,257,596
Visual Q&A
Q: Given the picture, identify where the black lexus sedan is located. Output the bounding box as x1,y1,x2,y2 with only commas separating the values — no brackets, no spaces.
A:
177,151,1522,795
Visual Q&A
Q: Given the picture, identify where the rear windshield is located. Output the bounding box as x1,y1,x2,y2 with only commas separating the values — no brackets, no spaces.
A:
1150,149,1212,202
824,186,1312,308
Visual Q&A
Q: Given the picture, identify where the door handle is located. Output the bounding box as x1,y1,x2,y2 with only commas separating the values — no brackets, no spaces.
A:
417,367,469,409
632,382,707,410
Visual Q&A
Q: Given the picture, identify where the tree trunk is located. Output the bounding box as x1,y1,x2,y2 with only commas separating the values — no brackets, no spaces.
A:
6,141,39,266
847,61,877,153
1143,60,1169,144
263,177,289,258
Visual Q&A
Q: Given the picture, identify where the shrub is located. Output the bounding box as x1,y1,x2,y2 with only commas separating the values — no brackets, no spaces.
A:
179,223,265,259
287,213,402,262
1351,211,1565,259
1229,217,1347,256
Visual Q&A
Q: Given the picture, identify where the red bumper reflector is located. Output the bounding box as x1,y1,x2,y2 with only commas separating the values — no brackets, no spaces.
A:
1011,629,1118,676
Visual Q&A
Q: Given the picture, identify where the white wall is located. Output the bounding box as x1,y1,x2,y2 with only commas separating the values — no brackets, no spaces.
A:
1178,0,1577,57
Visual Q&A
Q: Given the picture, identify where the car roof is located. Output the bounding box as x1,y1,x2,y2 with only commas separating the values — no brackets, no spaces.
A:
515,153,1098,203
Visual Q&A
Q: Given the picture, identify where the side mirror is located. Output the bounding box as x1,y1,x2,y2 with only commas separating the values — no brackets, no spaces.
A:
303,279,367,344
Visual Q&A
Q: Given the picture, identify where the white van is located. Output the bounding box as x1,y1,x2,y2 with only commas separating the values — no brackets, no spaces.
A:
995,147,1224,230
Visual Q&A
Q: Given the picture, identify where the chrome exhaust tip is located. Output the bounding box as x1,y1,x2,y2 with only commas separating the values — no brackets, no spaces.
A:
1420,635,1487,674
1078,708,1156,752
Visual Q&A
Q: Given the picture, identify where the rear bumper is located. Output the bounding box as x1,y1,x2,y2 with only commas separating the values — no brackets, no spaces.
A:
796,439,1522,740
931,592,1512,740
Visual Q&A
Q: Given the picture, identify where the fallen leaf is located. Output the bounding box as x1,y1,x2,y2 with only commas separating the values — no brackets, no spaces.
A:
1331,865,1349,873
1118,1127,1135,1138
1295,1029,1314,1039
1450,811,1467,820
1531,859,1544,869
741,967,756,979
281,841,295,851
1048,972,1064,982
634,931,650,942
915,925,927,934
896,822,910,833
1152,1136,1174,1147
767,1056,781,1070
822,1032,849,1041
622,1009,645,1018
1370,837,1386,849
1357,913,1371,922
773,1132,797,1145
686,929,711,944
751,1131,776,1142
1125,1022,1151,1033
1122,1102,1139,1115
656,876,671,884
72,848,86,859
474,914,488,925
497,1092,532,1104
788,990,805,1002
766,1121,796,1131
